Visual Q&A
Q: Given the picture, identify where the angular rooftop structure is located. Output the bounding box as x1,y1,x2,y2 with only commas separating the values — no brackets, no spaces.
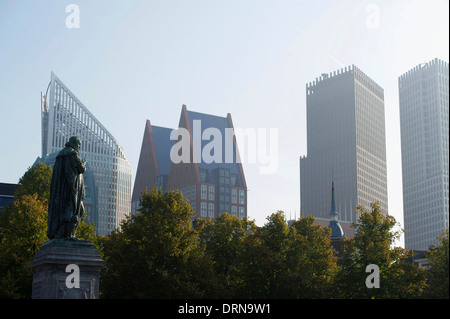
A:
132,105,247,220
41,72,132,235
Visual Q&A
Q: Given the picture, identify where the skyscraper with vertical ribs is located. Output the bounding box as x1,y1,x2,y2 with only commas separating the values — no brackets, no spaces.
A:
399,58,449,250
300,65,388,223
41,72,132,236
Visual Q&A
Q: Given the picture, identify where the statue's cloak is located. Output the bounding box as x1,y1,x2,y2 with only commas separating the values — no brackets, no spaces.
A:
47,146,85,239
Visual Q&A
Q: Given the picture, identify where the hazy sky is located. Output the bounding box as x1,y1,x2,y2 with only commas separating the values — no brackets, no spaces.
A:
1,0,448,246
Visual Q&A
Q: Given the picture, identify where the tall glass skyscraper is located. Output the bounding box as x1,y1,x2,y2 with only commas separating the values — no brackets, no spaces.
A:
41,72,132,236
399,58,449,250
300,65,388,223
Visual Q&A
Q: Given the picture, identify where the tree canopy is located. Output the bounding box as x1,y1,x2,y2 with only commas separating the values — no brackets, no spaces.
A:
336,202,429,298
1,164,448,299
100,188,212,298
427,228,449,298
14,162,52,206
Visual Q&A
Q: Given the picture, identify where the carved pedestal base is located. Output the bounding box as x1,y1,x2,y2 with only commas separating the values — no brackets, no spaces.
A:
29,239,105,299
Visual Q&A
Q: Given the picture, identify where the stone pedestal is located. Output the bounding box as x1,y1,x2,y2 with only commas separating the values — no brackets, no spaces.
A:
29,239,105,299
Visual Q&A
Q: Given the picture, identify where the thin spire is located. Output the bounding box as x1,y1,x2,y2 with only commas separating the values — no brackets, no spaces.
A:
331,181,336,211
329,180,338,218
327,175,345,239
331,169,336,212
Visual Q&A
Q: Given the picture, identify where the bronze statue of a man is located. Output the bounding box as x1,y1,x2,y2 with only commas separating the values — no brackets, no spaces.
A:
47,136,86,240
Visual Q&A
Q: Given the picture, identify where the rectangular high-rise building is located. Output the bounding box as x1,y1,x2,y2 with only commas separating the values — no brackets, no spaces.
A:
41,72,132,236
300,65,388,223
399,58,449,250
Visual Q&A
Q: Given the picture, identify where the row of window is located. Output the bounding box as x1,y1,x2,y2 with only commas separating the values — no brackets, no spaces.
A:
200,185,215,200
199,184,245,204
198,201,245,220
200,202,215,218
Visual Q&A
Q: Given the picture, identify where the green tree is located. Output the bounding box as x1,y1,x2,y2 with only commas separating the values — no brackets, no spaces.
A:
336,202,428,298
237,211,289,298
288,215,338,298
236,212,338,298
100,188,213,298
14,162,52,206
426,228,449,298
235,232,272,298
198,212,257,298
0,194,47,298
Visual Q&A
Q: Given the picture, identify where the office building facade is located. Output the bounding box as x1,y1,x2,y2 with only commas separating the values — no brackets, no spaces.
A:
399,58,449,250
132,105,248,220
41,72,132,236
300,65,388,223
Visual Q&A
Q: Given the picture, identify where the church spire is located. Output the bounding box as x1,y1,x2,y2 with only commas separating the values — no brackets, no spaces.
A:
329,180,338,220
328,179,345,239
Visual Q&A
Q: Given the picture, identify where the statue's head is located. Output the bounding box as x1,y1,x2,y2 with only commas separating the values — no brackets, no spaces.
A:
66,136,82,151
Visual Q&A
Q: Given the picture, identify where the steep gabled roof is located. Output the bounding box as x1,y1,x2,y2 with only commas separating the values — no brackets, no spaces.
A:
152,125,175,176
185,108,246,188
132,120,174,202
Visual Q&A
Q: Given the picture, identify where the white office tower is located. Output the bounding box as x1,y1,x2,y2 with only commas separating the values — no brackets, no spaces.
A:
399,58,449,250
300,65,388,223
41,72,132,236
